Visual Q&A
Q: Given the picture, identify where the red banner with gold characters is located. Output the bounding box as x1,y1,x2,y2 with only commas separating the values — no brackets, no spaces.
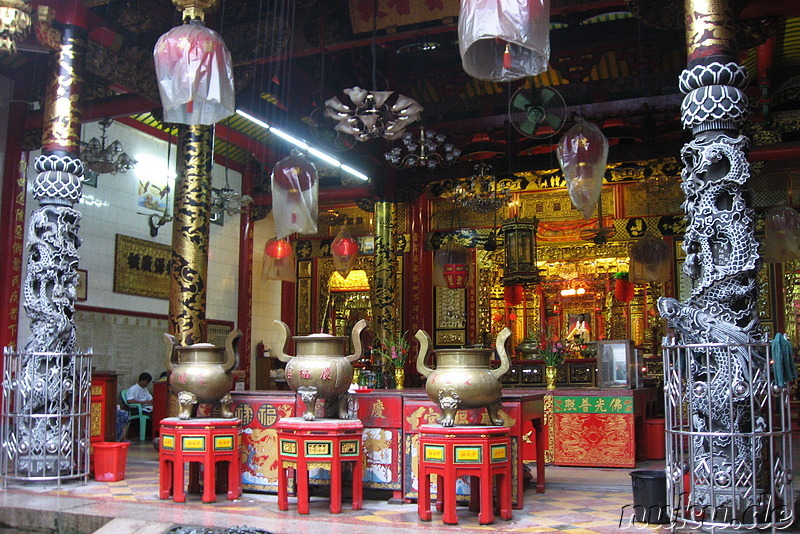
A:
348,0,459,34
0,158,27,348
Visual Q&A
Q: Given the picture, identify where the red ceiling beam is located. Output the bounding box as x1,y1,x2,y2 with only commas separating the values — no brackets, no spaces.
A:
749,142,800,162
738,0,800,19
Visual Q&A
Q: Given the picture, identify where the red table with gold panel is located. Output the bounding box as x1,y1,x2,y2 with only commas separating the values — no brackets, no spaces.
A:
231,391,298,492
545,388,656,468
158,417,242,503
353,390,404,499
232,390,406,496
232,390,546,502
276,417,364,514
417,424,512,525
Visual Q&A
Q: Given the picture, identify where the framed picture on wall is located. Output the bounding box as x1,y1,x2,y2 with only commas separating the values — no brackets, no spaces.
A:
76,269,88,301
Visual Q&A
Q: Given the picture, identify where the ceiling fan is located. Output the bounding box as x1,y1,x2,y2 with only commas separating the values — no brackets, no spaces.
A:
579,197,615,245
508,85,567,139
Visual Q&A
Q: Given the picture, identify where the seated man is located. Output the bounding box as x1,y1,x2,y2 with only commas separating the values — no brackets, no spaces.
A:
127,372,154,413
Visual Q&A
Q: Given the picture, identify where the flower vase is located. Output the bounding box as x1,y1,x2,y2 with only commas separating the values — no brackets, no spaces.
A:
394,367,405,390
545,365,558,390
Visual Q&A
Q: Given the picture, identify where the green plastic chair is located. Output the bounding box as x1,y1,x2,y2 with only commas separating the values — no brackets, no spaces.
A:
121,388,150,441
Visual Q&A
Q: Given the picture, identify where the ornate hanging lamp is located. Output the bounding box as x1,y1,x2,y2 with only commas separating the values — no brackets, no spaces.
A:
629,236,672,283
452,163,511,213
324,6,422,142
763,205,800,263
211,121,253,217
501,217,540,285
153,0,234,125
0,0,32,54
79,118,136,174
556,118,608,219
385,126,460,169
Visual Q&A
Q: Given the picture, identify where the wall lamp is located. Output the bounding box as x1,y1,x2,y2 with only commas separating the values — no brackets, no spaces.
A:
235,109,369,182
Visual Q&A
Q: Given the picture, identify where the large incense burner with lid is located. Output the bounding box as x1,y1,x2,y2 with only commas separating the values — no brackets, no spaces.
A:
164,329,242,419
274,319,367,420
415,328,512,426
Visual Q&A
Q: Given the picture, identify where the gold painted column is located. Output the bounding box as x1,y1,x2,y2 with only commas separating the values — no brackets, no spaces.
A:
169,125,213,345
372,201,396,345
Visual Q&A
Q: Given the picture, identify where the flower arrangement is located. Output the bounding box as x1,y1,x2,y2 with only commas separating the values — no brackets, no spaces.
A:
373,330,410,369
539,338,567,367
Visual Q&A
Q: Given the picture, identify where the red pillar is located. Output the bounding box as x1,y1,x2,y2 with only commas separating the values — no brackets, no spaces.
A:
406,195,433,381
236,160,255,388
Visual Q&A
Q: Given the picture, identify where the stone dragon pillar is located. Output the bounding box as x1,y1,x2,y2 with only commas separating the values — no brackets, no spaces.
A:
656,0,789,524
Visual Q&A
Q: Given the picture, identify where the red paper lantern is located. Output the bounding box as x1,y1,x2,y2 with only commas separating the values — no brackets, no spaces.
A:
508,312,518,322
434,242,470,288
265,238,292,259
503,284,525,306
443,263,469,289
614,278,635,303
154,22,234,125
331,229,359,278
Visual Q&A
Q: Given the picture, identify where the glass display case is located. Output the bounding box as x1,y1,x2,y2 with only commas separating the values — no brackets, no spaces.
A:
595,339,642,388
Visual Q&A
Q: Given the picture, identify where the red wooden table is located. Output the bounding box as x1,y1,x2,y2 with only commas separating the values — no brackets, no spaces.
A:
276,417,364,514
417,424,512,525
158,417,241,503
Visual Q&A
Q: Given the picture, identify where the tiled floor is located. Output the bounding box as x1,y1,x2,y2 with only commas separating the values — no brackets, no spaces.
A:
0,441,675,534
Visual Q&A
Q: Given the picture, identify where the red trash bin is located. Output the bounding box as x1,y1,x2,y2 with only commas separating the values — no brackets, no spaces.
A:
645,418,666,460
93,442,130,481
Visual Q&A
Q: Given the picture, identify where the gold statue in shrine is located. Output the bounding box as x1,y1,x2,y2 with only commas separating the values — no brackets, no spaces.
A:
566,313,592,345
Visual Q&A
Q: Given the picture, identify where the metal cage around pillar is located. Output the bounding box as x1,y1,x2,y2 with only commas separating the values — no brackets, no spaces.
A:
662,340,794,530
501,217,540,285
1,349,92,487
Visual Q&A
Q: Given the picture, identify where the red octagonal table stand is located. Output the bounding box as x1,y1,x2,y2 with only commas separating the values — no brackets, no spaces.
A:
417,424,513,525
158,417,242,503
276,417,364,514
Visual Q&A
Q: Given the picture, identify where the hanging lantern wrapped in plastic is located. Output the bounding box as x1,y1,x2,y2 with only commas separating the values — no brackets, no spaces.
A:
764,205,800,263
433,241,470,289
331,228,359,279
557,118,608,219
458,0,551,82
261,237,296,282
271,150,318,238
154,21,235,125
629,236,672,283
